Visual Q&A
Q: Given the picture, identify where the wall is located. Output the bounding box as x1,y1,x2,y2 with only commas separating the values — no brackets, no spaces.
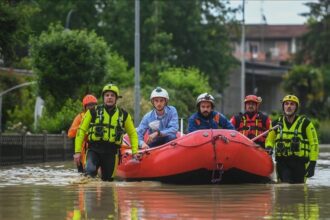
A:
0,133,73,166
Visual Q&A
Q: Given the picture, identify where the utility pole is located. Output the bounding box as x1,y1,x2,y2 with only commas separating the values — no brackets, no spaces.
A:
0,81,36,133
240,0,246,112
134,0,141,126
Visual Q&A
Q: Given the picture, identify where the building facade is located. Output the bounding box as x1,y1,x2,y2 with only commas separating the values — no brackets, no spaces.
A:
220,24,308,116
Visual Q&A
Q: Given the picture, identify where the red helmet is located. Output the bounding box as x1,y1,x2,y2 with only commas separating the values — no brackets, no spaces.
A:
82,94,97,107
244,95,262,104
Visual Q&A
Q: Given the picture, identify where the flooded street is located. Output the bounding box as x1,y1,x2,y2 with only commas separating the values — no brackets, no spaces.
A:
0,145,329,219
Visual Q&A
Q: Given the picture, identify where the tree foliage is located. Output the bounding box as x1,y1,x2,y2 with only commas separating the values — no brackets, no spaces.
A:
2,0,238,133
105,52,134,88
6,87,36,133
0,1,37,66
37,98,81,133
97,0,236,92
0,72,35,132
296,0,330,66
30,24,110,112
283,65,324,116
293,0,330,118
28,0,236,92
158,67,212,118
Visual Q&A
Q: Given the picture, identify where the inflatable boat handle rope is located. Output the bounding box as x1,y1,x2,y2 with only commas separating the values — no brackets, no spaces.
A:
211,129,224,183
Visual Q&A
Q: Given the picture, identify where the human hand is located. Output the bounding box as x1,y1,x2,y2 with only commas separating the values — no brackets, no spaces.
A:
306,161,316,178
127,154,141,165
147,131,159,144
132,153,142,160
141,142,150,149
265,147,273,156
73,153,81,166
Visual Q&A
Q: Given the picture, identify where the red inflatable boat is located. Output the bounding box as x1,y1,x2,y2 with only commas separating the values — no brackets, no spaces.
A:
117,129,274,184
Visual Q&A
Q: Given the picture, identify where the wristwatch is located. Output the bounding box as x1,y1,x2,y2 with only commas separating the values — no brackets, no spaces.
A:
157,130,161,136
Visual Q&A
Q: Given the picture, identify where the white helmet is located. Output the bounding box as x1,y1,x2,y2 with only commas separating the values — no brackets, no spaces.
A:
196,93,215,106
150,87,169,101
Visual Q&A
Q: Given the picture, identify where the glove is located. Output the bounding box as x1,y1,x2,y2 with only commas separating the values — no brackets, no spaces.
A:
132,153,141,161
306,161,316,178
265,147,273,156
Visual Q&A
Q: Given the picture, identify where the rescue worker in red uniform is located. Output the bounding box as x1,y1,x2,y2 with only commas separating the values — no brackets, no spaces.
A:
230,95,272,148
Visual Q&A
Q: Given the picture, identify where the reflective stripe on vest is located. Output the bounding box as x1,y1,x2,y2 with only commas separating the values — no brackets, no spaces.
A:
274,116,310,158
88,106,125,145
236,113,267,140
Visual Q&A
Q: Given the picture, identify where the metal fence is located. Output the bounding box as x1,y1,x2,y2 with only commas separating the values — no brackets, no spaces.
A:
0,133,74,166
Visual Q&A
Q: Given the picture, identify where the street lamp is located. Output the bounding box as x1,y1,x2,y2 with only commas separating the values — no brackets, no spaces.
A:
0,81,36,133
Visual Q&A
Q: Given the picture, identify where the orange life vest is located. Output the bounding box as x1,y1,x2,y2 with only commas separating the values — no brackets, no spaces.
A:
234,112,268,144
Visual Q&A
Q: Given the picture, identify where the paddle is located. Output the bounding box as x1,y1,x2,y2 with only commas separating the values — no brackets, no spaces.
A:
251,124,280,142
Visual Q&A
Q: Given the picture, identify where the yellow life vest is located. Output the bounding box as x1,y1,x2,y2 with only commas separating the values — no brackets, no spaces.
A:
274,116,310,159
87,105,127,146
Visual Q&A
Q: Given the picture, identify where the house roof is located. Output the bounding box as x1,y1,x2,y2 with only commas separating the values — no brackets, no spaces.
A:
245,61,290,78
245,24,309,39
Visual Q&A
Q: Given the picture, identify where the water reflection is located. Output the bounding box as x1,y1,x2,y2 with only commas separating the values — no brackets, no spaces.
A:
271,184,322,219
0,146,329,219
1,182,329,219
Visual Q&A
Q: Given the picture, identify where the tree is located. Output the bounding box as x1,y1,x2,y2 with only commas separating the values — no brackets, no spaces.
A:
6,87,36,133
296,0,330,66
0,72,35,132
104,52,134,88
294,0,330,117
17,0,236,93
97,0,236,92
0,1,37,66
29,0,100,35
30,24,110,112
283,65,324,116
37,98,81,133
158,67,212,119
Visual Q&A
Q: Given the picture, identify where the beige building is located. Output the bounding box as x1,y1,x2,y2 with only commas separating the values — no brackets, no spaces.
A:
220,24,308,116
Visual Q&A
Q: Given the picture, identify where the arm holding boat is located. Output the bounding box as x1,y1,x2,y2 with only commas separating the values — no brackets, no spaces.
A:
124,113,138,154
136,112,151,147
265,120,277,154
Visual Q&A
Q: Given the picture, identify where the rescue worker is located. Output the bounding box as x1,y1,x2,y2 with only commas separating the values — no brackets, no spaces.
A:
136,87,179,149
74,84,138,181
265,95,319,183
187,93,234,133
68,94,98,173
230,95,272,148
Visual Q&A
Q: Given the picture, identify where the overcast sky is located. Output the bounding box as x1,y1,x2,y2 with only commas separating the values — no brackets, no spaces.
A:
228,0,318,24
